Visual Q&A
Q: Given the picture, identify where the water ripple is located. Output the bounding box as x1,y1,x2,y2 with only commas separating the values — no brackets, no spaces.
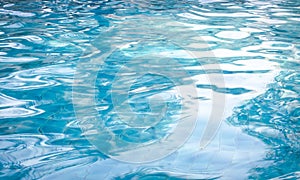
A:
0,93,43,119
0,0,299,179
0,8,35,17
0,66,73,90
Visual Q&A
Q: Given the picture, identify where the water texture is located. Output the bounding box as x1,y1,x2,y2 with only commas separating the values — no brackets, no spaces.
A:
0,0,299,179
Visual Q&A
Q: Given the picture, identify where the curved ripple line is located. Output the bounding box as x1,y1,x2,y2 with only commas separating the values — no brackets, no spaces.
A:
0,93,44,119
0,65,74,90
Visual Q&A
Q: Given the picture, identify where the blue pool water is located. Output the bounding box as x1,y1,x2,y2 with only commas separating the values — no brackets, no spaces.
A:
0,0,299,179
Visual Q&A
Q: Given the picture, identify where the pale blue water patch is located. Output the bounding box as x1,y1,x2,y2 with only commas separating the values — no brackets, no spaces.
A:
0,0,299,179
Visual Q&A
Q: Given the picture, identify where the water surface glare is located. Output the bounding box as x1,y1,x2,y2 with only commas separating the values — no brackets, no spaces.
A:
0,0,299,179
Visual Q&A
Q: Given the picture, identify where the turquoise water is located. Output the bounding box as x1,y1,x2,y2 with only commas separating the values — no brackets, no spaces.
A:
0,0,299,179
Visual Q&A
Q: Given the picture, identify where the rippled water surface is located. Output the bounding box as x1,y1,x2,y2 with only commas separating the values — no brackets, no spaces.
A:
0,0,299,179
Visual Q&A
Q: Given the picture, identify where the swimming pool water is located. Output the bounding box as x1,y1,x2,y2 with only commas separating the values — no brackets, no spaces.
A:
0,0,299,179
